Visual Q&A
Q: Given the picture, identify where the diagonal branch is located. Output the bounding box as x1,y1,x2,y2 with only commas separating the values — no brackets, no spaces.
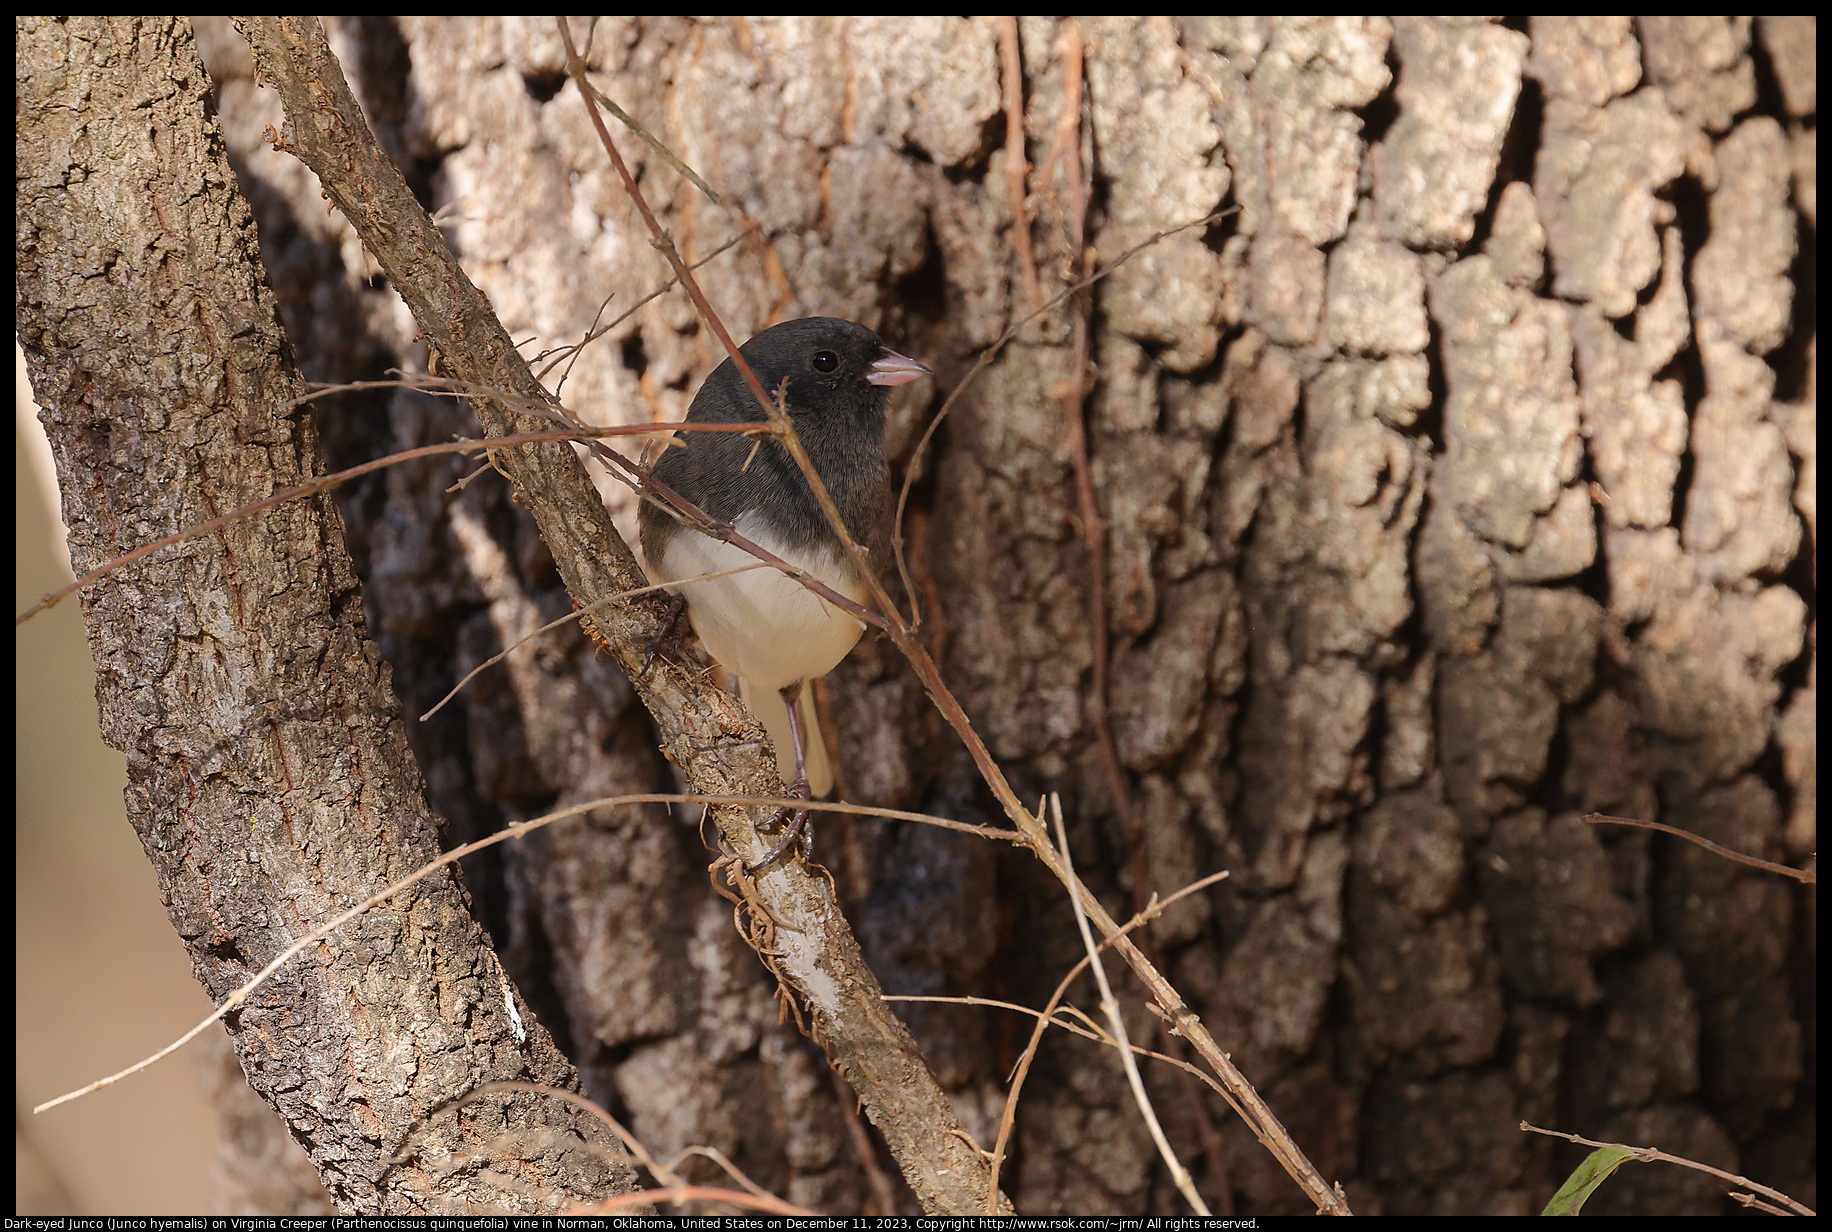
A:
239,15,1011,1217
550,14,1344,1217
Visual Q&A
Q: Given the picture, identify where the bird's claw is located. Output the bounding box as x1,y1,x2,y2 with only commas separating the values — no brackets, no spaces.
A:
747,777,814,872
639,593,688,678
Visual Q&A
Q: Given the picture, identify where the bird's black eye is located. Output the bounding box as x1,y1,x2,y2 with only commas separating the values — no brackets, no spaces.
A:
810,349,840,374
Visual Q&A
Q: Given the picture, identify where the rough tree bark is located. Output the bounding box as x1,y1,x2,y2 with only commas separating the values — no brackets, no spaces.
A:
15,15,636,1215
22,15,1815,1217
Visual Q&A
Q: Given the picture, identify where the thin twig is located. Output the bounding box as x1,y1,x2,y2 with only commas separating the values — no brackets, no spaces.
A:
1521,1122,1815,1216
433,1081,684,1190
889,861,1233,1086
1585,813,1815,883
537,229,751,393
996,16,1042,311
15,419,729,626
1042,25,1232,1195
580,1185,815,1218
984,844,1243,1212
30,788,617,1114
556,21,785,455
417,562,770,721
568,75,723,206
31,782,1020,1116
666,1146,781,1205
888,993,1231,1097
886,997,1172,1078
1052,795,1209,1215
888,206,1235,630
830,1068,904,1216
1044,21,1149,927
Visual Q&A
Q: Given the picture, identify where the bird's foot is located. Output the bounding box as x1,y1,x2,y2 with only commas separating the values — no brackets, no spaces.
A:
638,593,688,678
747,776,815,872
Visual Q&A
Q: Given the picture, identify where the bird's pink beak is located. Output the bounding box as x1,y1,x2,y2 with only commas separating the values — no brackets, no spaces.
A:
867,349,932,387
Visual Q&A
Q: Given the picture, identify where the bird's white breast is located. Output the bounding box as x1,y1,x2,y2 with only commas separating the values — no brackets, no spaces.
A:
653,511,868,694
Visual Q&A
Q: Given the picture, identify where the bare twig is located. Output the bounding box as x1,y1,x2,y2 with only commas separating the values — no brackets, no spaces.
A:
564,21,722,207
1037,25,1231,1196
888,993,1237,1100
555,22,780,443
1521,1122,1815,1216
996,16,1042,311
666,1146,781,1205
1043,20,1149,925
1585,814,1816,884
935,865,1234,1094
14,417,696,626
581,1185,815,1218
417,562,769,721
537,229,750,392
438,1079,783,1208
984,846,1245,1212
15,397,782,629
888,206,1235,629
831,1069,904,1216
1051,795,1209,1214
31,788,653,1115
32,785,1017,1115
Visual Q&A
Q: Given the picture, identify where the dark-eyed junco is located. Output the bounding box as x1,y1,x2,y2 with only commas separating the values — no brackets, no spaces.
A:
638,317,930,865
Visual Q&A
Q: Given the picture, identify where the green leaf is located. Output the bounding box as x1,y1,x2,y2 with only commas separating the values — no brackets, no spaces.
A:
1542,1146,1641,1215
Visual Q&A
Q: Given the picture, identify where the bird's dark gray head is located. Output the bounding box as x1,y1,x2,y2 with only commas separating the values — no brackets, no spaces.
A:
642,317,929,562
705,316,915,425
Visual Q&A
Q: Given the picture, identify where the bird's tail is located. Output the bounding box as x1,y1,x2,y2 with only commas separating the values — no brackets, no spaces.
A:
741,677,834,799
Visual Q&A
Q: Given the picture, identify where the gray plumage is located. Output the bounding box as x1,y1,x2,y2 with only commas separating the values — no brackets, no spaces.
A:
636,317,928,806
639,317,895,575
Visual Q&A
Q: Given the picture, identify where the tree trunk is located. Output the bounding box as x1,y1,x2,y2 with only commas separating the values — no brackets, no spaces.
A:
22,15,1814,1217
16,15,637,1215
